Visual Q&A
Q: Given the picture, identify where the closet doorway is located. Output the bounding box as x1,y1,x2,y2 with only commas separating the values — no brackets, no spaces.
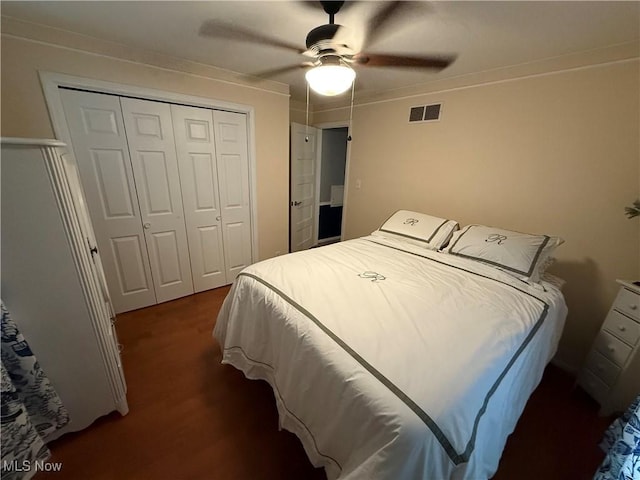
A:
45,75,256,314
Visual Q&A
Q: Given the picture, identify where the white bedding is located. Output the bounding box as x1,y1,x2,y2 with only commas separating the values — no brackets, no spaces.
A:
213,236,567,479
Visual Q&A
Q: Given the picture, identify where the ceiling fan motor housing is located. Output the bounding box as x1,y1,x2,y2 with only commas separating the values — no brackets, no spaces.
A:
305,23,342,52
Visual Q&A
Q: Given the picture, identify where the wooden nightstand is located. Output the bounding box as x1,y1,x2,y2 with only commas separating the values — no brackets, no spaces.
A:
578,280,640,415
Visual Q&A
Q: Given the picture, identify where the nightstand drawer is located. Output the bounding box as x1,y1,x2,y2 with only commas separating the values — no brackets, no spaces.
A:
593,330,632,366
583,350,621,386
578,369,610,404
603,310,640,346
614,287,640,321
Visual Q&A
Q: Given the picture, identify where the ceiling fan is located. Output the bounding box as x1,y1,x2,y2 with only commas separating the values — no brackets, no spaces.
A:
199,1,456,96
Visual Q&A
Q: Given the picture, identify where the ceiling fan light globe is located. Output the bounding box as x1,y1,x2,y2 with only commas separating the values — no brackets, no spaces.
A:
305,65,355,96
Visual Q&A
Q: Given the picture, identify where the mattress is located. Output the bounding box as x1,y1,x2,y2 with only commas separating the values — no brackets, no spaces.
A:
213,235,567,479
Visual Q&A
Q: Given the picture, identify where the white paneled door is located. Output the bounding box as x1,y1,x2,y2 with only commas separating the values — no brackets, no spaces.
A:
213,110,253,281
61,88,254,313
60,89,156,313
120,98,194,304
171,105,227,291
290,122,318,252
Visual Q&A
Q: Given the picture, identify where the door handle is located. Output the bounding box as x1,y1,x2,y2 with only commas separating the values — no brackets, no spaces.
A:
291,201,302,207
216,216,221,221
143,222,151,230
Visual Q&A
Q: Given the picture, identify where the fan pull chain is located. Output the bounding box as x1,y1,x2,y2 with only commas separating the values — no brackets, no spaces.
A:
305,82,310,143
347,81,355,142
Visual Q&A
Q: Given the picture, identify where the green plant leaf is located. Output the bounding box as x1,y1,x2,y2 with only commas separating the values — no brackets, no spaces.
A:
625,199,640,219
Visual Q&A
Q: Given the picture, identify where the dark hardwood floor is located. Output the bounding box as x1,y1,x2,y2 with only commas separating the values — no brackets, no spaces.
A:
39,287,610,479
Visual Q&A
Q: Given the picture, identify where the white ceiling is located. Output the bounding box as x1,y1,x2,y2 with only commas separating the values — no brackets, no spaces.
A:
2,1,639,105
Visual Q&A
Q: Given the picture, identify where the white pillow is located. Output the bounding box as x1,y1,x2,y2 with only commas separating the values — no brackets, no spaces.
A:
444,224,563,283
374,210,459,250
541,272,566,291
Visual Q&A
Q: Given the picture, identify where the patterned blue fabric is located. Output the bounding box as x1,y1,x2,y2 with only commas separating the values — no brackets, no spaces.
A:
594,395,640,480
1,302,69,480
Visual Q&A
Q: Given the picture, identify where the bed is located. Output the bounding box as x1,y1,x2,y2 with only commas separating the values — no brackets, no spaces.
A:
214,211,567,479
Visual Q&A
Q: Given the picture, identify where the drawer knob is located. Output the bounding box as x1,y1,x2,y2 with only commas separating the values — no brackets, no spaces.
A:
618,325,627,332
630,304,638,311
596,363,604,371
607,345,615,352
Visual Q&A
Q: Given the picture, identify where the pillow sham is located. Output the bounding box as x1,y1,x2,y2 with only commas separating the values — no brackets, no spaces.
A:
540,272,566,291
373,210,459,250
444,224,563,283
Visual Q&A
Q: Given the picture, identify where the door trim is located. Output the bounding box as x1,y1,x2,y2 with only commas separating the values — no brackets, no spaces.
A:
40,71,258,264
313,128,323,247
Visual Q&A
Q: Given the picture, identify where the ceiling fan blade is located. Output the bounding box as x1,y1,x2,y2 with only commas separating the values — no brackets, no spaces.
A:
199,20,304,54
248,63,312,80
353,53,456,70
363,1,421,48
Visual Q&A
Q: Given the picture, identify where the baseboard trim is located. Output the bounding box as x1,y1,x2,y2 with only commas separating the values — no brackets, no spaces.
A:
550,356,579,376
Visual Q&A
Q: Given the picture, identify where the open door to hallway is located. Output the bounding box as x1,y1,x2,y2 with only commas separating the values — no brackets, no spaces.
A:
290,122,319,252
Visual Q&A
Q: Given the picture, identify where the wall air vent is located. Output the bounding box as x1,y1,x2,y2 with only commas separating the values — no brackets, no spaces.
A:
409,106,425,122
408,103,442,123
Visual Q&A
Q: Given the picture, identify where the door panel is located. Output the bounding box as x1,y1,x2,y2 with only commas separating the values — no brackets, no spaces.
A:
290,122,318,252
219,154,244,207
60,89,156,313
111,236,150,293
198,226,225,275
131,113,163,138
80,107,119,135
149,231,182,285
137,151,173,215
91,149,136,218
213,111,252,280
224,222,248,272
121,98,194,303
192,154,216,210
171,105,228,291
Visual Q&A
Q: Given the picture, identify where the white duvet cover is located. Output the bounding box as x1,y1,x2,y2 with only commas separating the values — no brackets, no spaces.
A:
214,236,567,480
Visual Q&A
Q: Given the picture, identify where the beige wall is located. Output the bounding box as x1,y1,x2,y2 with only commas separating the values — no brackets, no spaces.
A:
317,61,640,371
1,25,290,262
290,100,310,125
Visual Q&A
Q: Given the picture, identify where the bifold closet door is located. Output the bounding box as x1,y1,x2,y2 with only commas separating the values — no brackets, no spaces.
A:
61,89,253,312
171,106,252,287
212,110,252,281
171,105,227,291
60,89,157,313
120,98,194,303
